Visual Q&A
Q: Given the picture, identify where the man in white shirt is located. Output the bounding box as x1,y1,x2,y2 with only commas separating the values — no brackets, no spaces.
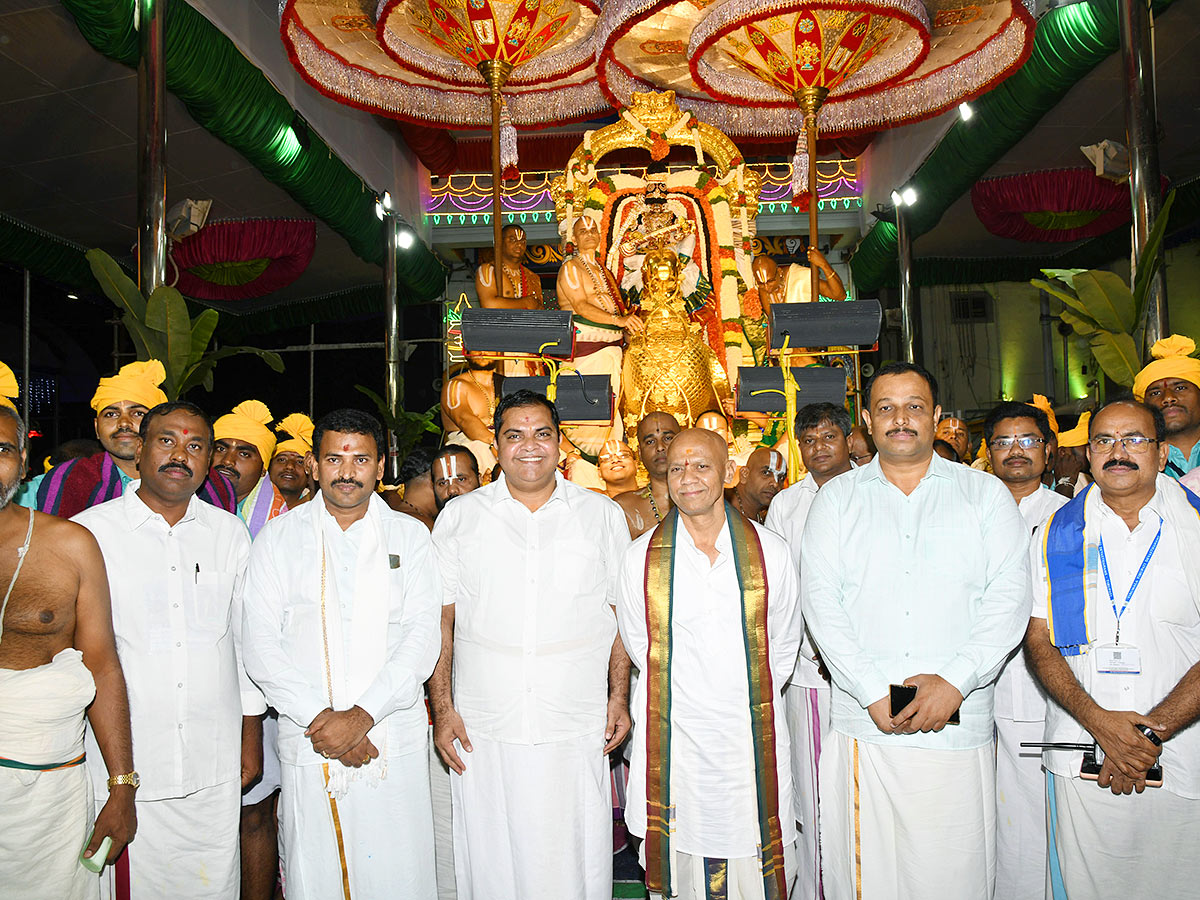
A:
431,390,632,900
764,400,854,900
618,427,802,900
74,401,265,900
242,409,442,899
982,400,1067,899
1024,399,1200,899
801,362,1031,900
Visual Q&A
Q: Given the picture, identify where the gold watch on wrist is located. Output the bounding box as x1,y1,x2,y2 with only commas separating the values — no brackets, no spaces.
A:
107,771,140,790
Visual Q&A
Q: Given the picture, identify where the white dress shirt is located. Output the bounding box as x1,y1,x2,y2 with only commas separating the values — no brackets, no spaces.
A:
801,453,1032,749
75,487,264,801
995,485,1067,722
617,515,802,858
432,473,631,744
1032,482,1200,797
241,496,442,765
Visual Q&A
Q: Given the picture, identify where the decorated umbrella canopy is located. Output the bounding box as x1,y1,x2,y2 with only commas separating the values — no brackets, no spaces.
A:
597,0,1036,300
281,0,608,260
169,219,317,301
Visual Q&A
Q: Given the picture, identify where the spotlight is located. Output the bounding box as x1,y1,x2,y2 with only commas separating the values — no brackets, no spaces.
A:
958,102,974,122
375,200,384,221
890,190,903,207
901,187,917,207
67,292,79,300
381,191,393,211
398,228,415,250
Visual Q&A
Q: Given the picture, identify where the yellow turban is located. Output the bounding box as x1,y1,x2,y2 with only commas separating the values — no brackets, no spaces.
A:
213,400,276,463
0,361,17,412
274,413,314,457
1030,394,1059,436
91,360,168,413
1057,411,1091,448
1133,334,1200,401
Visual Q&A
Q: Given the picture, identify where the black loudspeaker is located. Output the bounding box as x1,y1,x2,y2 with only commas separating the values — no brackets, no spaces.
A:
735,366,847,413
460,308,574,359
500,374,614,423
767,300,883,352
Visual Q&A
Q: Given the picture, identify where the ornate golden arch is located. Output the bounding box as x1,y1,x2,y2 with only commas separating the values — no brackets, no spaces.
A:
550,90,760,223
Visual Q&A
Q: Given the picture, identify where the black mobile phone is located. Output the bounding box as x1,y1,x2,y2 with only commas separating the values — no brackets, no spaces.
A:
1081,744,1163,786
888,683,960,725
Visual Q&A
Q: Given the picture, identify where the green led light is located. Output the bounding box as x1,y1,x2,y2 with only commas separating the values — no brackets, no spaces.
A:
471,215,478,225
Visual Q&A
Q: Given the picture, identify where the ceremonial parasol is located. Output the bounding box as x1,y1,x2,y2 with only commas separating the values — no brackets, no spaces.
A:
597,0,1036,301
280,0,608,260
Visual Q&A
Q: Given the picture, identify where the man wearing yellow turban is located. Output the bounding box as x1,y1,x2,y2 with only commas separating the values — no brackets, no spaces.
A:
1133,334,1200,479
0,360,18,413
1053,411,1091,498
268,413,314,508
213,401,288,538
22,361,236,516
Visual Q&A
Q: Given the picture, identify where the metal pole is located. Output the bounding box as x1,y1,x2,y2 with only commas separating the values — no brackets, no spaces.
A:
22,270,31,425
308,324,315,417
896,207,916,364
1039,291,1056,403
796,87,828,303
1120,0,1168,347
477,61,512,271
384,212,401,482
136,0,167,296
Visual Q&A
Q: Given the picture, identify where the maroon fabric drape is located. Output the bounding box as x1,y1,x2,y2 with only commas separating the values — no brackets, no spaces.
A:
171,219,317,301
971,168,1169,242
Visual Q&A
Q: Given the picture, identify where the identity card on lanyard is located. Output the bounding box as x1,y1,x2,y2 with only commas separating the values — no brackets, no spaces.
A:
1094,518,1162,676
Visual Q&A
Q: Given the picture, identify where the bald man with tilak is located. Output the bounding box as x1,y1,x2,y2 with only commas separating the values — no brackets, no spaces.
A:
731,447,786,524
614,412,681,538
617,428,802,899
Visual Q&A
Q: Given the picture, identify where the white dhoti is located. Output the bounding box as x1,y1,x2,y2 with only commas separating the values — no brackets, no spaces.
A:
0,649,96,900
99,778,241,900
784,683,830,900
641,841,799,900
242,711,281,806
430,725,457,900
1047,772,1200,900
443,431,497,478
820,731,996,900
995,718,1046,900
451,730,611,900
279,747,436,900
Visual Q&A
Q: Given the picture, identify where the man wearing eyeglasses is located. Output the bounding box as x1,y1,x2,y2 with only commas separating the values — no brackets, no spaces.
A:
982,401,1067,900
1025,399,1200,899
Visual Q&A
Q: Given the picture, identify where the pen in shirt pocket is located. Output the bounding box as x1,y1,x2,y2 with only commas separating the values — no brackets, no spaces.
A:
195,563,199,584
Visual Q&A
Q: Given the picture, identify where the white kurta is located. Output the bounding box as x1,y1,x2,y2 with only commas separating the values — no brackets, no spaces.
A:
800,454,1031,899
994,485,1066,900
242,494,442,899
1031,476,1200,897
617,515,802,878
764,471,842,900
74,488,263,900
0,649,96,900
432,473,630,900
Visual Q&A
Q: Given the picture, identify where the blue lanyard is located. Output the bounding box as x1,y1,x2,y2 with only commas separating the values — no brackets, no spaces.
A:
1097,518,1162,645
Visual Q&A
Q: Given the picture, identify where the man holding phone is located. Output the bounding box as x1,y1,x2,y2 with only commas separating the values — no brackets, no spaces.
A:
1025,399,1200,898
800,363,1031,900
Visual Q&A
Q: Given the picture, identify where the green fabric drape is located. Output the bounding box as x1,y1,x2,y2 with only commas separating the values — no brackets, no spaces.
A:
58,0,446,304
0,214,99,292
851,0,1180,294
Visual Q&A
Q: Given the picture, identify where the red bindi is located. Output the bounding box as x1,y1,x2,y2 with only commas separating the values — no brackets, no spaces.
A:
343,443,350,451
182,429,189,435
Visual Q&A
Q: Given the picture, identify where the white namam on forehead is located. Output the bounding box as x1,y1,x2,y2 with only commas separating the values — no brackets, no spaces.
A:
766,449,785,478
436,454,459,479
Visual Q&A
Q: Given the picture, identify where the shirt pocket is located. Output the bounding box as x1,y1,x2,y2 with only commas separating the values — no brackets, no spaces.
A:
1151,569,1200,628
191,571,235,640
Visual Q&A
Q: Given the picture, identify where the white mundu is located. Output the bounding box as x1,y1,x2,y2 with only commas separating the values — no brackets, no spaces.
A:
764,471,838,900
1032,476,1200,900
616,514,802,900
0,649,96,900
994,485,1065,900
801,454,1031,900
74,488,264,900
242,494,443,900
432,472,631,900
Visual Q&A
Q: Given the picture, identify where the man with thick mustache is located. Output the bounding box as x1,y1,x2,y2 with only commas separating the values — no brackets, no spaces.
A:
431,390,632,900
1025,399,1200,899
25,360,236,515
800,362,1030,900
73,402,265,899
981,400,1067,900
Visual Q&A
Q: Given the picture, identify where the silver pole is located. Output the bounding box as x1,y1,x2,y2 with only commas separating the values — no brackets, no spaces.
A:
384,213,402,482
1120,0,1168,348
308,323,315,417
22,270,31,425
1039,291,1055,403
137,0,167,295
896,207,916,364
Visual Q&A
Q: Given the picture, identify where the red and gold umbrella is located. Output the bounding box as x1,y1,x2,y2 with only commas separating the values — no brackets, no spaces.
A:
281,0,606,258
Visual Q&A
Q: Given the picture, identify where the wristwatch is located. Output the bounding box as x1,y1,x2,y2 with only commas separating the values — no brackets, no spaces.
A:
107,771,140,790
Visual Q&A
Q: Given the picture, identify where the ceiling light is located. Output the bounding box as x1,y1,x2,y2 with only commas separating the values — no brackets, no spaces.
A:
891,190,903,207
959,102,974,121
902,187,918,207
398,228,415,250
